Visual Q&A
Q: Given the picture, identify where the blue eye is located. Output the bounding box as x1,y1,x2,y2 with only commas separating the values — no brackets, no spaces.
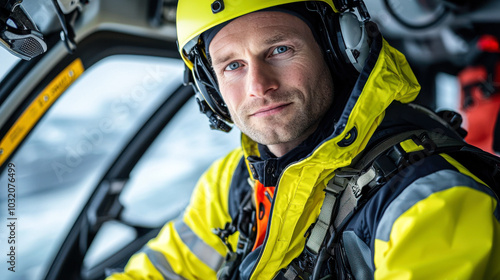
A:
225,62,241,71
272,46,289,55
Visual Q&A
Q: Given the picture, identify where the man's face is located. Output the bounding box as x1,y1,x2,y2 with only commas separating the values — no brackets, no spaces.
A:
209,11,334,156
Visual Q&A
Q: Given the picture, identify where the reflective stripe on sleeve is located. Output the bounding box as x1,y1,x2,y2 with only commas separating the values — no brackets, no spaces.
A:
376,169,499,242
141,247,184,280
343,231,375,279
174,219,224,271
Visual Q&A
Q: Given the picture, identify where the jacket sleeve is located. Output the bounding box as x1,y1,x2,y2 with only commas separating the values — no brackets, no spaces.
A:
106,148,243,280
373,154,500,279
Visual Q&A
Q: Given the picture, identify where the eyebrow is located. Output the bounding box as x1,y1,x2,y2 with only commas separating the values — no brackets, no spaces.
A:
212,33,289,67
264,33,287,45
212,53,234,68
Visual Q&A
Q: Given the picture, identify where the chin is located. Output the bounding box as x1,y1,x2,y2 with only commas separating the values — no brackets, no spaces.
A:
250,129,297,146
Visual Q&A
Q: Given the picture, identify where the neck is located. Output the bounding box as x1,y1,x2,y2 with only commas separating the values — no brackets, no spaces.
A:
267,142,300,157
266,124,318,157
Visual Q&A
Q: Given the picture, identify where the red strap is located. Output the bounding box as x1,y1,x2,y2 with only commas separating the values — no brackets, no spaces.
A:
477,35,500,53
252,181,275,251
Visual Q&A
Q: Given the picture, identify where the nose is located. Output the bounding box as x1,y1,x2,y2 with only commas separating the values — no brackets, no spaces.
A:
246,60,279,97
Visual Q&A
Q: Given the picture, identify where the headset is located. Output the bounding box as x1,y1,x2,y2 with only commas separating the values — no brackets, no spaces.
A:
310,0,374,82
187,0,376,132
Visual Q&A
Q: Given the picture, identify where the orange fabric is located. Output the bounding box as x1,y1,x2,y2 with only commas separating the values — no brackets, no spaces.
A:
252,181,275,251
459,62,500,154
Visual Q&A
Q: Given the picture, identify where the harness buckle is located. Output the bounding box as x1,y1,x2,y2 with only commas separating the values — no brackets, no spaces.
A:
213,222,237,253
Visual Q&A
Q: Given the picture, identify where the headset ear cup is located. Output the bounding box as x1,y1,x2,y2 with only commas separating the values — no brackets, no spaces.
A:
338,12,370,73
321,11,359,83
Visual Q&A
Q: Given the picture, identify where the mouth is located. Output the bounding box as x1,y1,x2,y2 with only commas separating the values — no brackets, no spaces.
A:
251,103,292,117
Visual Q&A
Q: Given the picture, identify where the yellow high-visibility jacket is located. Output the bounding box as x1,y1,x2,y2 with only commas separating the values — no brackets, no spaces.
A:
108,36,500,279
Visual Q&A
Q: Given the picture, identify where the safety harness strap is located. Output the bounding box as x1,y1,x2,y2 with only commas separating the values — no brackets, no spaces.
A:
334,130,467,228
306,130,437,252
306,177,346,254
333,167,375,229
352,130,426,169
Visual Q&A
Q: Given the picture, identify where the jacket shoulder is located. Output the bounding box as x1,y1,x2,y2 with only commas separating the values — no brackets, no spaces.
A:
344,154,500,279
189,147,244,215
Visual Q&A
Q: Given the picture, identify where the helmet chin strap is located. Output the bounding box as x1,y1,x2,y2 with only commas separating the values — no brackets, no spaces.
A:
196,97,233,132
0,0,47,60
187,44,234,132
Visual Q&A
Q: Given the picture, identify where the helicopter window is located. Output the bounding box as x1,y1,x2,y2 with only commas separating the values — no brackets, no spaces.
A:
82,95,241,270
0,54,184,279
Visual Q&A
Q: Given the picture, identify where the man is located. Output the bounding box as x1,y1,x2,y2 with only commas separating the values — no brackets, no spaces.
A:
108,0,500,279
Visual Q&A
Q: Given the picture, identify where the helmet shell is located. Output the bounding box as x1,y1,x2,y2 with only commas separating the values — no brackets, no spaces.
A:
176,0,338,69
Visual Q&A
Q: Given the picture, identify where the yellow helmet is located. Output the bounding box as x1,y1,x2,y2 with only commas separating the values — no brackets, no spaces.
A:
176,0,373,131
176,0,338,70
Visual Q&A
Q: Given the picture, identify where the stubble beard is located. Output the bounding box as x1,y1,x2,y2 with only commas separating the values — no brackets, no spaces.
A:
233,80,334,147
